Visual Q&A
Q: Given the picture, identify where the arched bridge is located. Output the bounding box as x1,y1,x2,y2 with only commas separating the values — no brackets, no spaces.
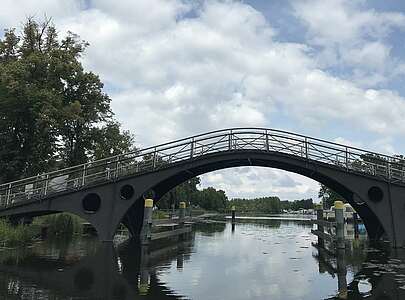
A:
1,128,405,247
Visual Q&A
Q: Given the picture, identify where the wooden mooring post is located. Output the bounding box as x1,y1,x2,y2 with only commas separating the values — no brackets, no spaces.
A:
316,206,324,248
179,201,186,225
335,201,345,249
353,212,359,238
231,205,236,224
311,201,345,249
179,201,186,241
141,199,153,245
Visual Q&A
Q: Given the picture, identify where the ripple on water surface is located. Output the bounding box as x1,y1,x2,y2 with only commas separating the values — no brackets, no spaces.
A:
0,218,404,300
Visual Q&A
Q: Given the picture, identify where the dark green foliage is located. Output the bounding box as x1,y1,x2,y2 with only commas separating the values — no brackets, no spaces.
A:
36,213,83,237
158,177,201,209
0,219,36,246
229,196,282,213
90,121,136,160
280,198,314,210
0,18,135,183
197,187,228,211
158,177,227,211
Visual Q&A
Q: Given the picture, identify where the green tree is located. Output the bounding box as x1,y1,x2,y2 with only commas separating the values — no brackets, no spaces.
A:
228,196,281,213
158,177,201,209
0,18,133,183
90,121,136,160
0,21,61,182
157,178,229,212
198,187,228,211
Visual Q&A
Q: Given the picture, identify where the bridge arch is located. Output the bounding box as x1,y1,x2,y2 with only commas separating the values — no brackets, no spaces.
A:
121,150,386,241
1,128,404,246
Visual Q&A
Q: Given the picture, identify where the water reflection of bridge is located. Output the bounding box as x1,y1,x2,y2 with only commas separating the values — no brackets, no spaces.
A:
0,222,404,299
314,242,405,300
0,237,196,299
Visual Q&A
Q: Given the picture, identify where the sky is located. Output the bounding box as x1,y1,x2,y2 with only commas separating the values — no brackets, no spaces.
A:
1,0,405,201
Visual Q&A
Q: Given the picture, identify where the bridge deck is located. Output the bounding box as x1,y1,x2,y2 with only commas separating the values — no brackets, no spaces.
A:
1,127,404,210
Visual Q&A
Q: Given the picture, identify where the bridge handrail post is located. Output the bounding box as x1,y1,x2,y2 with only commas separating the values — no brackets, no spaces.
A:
44,174,49,196
6,183,11,207
81,164,86,187
387,161,391,179
228,130,233,151
265,129,269,151
345,147,349,171
152,148,157,169
115,155,120,179
190,138,194,159
305,137,309,159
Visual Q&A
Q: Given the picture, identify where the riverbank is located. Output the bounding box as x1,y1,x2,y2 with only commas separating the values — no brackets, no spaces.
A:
0,213,84,248
0,219,37,247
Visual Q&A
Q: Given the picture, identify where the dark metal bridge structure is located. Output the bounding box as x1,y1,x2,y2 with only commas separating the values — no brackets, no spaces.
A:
1,128,405,247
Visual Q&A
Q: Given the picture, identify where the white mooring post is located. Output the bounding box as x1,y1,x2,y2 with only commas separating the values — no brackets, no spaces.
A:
335,201,345,249
141,199,153,245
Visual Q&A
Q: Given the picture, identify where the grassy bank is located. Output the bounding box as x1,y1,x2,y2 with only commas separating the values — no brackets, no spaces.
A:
34,213,83,237
0,219,37,247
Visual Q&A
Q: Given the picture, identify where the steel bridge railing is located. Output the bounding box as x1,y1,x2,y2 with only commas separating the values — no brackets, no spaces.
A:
0,128,404,209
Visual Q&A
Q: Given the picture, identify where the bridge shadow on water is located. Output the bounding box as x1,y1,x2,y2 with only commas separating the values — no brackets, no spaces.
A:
0,226,404,299
0,235,196,299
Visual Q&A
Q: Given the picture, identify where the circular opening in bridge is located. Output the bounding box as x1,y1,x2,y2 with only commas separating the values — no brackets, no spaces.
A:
120,184,134,200
74,268,94,291
82,193,101,213
368,186,383,203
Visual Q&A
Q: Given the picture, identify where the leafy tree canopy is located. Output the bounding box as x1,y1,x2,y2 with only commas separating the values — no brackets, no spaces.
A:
0,18,134,183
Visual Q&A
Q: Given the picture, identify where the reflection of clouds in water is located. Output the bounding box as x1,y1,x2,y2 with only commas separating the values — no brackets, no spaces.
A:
158,222,343,300
358,279,372,295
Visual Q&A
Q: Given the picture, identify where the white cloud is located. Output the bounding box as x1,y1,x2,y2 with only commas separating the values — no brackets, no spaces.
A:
333,137,363,148
0,0,80,26
2,0,405,199
292,0,405,85
200,167,319,200
292,0,405,44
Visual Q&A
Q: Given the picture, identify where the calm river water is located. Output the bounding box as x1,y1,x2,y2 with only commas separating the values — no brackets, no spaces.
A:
0,218,404,300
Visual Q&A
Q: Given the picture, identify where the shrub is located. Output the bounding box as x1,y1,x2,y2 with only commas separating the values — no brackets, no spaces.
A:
0,219,35,247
